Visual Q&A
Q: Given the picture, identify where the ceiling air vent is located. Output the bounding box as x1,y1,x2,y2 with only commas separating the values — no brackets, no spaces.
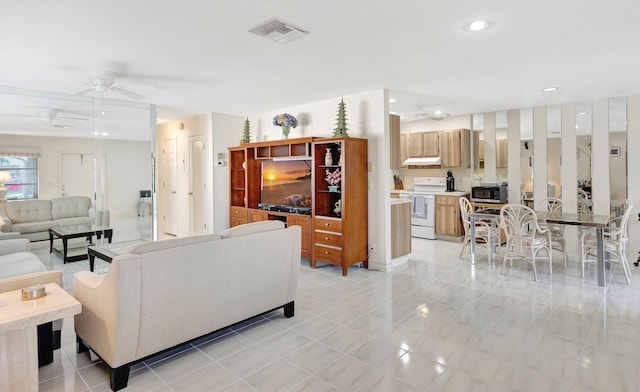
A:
249,19,308,43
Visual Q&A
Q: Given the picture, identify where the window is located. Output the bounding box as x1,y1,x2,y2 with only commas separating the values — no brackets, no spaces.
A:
0,156,38,200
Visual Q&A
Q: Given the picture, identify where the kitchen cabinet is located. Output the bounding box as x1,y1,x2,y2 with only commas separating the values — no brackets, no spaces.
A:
400,134,408,168
408,132,439,158
391,199,411,258
496,138,508,168
389,114,402,169
435,194,464,237
440,129,472,168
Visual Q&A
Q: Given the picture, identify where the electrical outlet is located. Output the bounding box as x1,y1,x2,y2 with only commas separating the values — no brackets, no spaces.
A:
369,244,375,254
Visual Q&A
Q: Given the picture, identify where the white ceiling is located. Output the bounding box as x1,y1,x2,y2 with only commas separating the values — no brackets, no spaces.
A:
1,0,639,131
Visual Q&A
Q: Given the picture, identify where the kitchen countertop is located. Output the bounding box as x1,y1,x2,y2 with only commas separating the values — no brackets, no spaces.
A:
390,198,411,205
391,189,470,196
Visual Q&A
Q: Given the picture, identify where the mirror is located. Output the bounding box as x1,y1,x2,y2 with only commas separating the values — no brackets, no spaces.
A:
520,108,533,204
576,101,592,210
0,86,155,242
495,110,507,183
609,97,627,218
547,104,561,198
472,113,485,184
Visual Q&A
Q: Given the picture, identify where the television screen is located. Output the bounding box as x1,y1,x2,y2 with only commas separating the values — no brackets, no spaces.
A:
261,160,311,207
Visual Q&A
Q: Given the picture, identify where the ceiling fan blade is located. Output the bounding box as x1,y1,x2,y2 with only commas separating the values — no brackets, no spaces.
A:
109,86,145,100
74,88,95,96
56,115,89,121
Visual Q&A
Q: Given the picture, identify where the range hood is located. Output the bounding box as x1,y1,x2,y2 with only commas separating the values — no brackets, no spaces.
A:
403,157,442,166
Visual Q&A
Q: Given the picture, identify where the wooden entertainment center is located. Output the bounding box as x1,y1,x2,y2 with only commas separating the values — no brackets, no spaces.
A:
229,136,368,276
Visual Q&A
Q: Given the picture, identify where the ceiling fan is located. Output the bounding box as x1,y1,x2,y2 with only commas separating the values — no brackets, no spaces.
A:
2,107,89,124
405,107,450,121
74,71,145,100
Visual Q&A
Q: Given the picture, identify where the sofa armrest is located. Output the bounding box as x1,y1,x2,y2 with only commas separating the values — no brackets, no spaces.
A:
0,238,30,255
0,270,63,293
0,232,21,240
73,265,141,368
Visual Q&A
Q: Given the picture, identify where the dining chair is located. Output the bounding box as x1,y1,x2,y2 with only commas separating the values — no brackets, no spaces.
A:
581,204,634,284
458,197,498,260
577,190,592,214
536,197,567,267
500,204,552,281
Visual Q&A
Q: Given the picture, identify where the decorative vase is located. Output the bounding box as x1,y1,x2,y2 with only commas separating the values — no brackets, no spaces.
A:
324,148,333,166
281,126,290,139
328,185,339,193
334,199,342,216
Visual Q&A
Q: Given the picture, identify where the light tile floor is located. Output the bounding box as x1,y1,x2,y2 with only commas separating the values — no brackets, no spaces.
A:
34,235,640,392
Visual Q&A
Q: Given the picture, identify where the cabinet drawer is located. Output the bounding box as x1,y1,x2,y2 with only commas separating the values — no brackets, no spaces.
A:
315,231,342,247
230,206,247,218
230,217,247,227
314,244,342,263
314,218,342,233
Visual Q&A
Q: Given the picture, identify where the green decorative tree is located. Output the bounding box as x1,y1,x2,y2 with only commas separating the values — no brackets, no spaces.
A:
240,117,251,144
333,98,349,137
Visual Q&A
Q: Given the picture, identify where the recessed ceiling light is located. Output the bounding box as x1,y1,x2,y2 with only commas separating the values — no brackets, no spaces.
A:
465,20,490,32
101,132,108,136
388,98,397,103
434,110,443,115
542,87,558,92
577,112,588,116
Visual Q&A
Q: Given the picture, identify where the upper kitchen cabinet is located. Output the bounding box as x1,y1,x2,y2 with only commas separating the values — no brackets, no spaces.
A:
440,129,472,168
408,132,439,158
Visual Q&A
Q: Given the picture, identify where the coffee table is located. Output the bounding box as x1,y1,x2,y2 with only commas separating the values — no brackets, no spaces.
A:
49,225,113,263
88,240,146,272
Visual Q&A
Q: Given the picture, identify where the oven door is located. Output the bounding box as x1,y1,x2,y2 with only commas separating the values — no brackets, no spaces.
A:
410,193,435,227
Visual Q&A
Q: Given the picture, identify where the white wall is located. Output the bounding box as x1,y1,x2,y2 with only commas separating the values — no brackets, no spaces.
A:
212,113,244,232
252,89,389,271
0,134,150,218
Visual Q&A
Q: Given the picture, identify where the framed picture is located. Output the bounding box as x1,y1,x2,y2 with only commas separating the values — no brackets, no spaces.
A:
610,146,621,157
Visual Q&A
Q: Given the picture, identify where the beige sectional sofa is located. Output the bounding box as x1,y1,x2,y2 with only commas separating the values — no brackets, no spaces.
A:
0,196,93,241
0,238,64,366
73,221,301,391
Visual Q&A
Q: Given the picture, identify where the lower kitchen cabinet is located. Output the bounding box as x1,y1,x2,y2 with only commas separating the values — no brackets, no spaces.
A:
435,194,464,237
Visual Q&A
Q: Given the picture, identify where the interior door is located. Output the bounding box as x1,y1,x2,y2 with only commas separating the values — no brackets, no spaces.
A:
161,138,178,235
190,135,207,235
60,153,95,198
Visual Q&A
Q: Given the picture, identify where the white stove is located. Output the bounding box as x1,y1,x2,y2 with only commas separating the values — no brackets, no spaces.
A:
400,177,446,239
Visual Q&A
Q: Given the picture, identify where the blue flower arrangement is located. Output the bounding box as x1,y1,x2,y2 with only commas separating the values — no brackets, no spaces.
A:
273,113,298,138
273,113,298,128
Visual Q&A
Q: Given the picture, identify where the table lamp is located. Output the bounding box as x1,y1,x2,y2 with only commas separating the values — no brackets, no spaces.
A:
0,170,12,202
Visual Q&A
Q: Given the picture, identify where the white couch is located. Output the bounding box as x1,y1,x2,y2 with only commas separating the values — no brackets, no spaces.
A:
0,239,64,366
0,196,94,241
73,221,301,391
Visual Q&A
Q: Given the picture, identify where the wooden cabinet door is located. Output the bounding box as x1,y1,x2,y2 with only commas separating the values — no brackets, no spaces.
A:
248,209,268,222
440,130,462,167
400,134,408,167
496,139,508,168
435,195,462,236
421,132,440,157
288,215,311,258
407,133,424,157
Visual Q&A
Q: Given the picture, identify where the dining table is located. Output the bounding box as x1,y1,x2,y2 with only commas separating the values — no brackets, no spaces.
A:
469,208,611,287
536,211,610,287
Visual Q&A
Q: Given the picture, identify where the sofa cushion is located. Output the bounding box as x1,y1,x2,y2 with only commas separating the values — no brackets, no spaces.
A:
51,196,91,220
5,200,53,223
0,252,46,279
218,221,285,239
122,234,222,254
12,220,57,234
57,217,93,227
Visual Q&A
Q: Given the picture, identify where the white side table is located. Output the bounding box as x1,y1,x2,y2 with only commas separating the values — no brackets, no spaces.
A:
0,283,81,392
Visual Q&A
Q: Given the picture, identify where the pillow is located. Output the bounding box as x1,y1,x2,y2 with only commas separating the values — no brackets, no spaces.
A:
218,220,285,239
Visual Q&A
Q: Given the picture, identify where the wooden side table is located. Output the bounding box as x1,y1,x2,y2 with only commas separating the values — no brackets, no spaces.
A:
0,283,81,392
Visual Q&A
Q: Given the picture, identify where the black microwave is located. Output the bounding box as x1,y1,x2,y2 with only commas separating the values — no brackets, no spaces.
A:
471,185,508,204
